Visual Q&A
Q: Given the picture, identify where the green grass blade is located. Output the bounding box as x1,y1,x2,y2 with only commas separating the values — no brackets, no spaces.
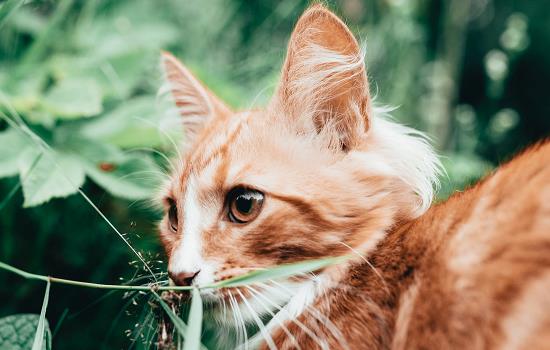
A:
207,255,350,288
19,0,74,68
151,291,188,334
183,288,203,350
0,0,26,28
152,291,208,350
32,280,51,350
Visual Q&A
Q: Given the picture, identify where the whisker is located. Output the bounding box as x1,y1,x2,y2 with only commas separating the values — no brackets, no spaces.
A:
245,286,302,350
116,170,170,182
233,291,250,350
228,291,244,348
248,284,329,350
264,280,350,350
236,289,278,350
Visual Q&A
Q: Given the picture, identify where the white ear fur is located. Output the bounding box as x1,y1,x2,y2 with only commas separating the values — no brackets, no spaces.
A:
361,106,443,216
160,51,230,143
273,5,370,150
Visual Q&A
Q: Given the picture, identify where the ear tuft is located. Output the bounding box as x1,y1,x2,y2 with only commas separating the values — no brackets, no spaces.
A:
160,51,230,142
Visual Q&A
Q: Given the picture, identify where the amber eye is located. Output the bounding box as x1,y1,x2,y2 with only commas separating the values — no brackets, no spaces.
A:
168,200,178,232
227,187,264,224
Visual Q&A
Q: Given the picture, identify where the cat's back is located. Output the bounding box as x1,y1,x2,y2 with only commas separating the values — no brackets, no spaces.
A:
401,140,550,349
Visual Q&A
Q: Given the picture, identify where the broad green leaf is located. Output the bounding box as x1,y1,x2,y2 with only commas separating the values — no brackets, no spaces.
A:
19,149,85,207
0,314,51,350
183,288,203,350
4,69,47,116
80,96,156,137
209,255,350,288
79,95,168,148
31,281,50,350
81,154,161,200
56,132,125,164
0,128,31,178
54,133,162,200
106,126,167,148
48,51,153,100
42,78,102,119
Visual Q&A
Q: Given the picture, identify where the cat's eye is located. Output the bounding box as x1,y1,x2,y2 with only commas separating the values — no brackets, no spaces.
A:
227,187,264,224
168,200,178,232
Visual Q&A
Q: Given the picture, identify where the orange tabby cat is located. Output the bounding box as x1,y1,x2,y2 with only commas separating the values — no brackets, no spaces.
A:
158,4,550,349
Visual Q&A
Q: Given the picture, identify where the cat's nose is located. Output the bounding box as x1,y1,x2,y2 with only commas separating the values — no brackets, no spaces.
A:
169,270,201,286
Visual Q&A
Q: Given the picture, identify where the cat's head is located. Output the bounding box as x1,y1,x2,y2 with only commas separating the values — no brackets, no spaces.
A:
158,5,440,300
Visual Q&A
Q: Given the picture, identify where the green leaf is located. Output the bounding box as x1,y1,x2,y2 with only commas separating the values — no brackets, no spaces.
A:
19,149,85,207
48,51,153,100
0,128,31,178
209,255,350,288
80,96,155,137
32,281,50,350
79,95,168,148
53,133,162,200
81,153,161,201
0,314,51,350
183,288,203,350
42,78,102,119
3,69,48,116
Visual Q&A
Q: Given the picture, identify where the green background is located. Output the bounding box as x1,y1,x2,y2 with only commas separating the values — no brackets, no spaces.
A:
0,0,549,349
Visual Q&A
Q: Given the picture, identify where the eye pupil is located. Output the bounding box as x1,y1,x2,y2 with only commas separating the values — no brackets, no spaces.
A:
236,196,253,214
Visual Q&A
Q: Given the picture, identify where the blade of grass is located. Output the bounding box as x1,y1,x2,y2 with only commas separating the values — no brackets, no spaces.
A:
32,280,51,350
151,291,188,333
183,288,203,350
19,0,74,67
52,308,69,338
151,291,208,350
0,255,350,291
207,255,351,288
0,0,26,28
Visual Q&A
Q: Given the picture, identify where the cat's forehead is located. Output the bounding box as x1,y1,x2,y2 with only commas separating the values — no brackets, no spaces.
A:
175,111,264,192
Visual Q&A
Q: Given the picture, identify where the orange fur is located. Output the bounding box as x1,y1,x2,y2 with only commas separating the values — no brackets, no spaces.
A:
158,4,550,349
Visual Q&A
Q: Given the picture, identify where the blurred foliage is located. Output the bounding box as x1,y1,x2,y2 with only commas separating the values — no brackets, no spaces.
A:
0,0,548,349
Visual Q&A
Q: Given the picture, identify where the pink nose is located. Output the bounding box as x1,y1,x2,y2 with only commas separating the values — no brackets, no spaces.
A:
168,270,200,286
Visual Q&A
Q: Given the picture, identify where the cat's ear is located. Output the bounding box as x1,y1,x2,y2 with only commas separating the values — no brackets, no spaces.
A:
273,4,371,150
161,51,231,141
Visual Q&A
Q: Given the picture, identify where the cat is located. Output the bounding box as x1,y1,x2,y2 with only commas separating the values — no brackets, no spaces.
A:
157,4,550,349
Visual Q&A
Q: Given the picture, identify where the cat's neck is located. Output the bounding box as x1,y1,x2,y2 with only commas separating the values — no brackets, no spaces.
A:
260,201,452,350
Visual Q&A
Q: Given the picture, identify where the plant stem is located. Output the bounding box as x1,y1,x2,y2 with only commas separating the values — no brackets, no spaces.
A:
0,261,193,291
